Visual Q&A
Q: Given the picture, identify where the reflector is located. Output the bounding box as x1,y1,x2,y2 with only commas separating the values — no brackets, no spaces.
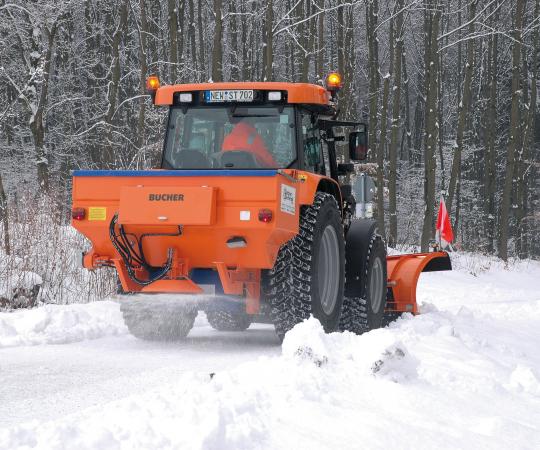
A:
258,209,273,223
72,208,86,221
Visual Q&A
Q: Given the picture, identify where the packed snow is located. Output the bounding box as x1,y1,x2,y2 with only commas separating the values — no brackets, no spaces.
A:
1,252,540,449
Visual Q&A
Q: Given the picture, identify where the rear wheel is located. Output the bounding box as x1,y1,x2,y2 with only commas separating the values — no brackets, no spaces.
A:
269,192,345,340
120,301,197,341
206,310,252,331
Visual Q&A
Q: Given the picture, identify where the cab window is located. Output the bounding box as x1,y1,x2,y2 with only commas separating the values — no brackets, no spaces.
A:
301,113,323,173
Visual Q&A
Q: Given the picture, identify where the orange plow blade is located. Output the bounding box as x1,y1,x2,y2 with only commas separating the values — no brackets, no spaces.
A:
386,251,452,315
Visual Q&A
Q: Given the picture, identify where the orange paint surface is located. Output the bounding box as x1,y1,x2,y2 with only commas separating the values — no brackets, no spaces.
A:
154,82,330,106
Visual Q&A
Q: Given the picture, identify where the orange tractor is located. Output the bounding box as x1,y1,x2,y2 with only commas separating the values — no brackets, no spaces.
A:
71,74,451,340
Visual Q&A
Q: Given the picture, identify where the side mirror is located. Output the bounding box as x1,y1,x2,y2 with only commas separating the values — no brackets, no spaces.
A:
349,124,368,161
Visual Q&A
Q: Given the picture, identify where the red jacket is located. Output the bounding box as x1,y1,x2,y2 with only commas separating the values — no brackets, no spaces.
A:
222,123,277,167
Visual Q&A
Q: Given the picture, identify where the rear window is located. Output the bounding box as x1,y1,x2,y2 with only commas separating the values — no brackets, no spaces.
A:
163,106,296,169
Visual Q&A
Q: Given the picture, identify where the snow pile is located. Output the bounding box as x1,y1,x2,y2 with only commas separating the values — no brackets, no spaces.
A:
0,301,127,348
283,317,419,381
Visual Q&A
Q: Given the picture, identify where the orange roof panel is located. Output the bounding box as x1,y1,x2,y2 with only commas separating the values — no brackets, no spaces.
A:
154,82,330,106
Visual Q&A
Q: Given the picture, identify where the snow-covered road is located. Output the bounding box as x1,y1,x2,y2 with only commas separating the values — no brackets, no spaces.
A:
0,323,279,429
1,253,540,450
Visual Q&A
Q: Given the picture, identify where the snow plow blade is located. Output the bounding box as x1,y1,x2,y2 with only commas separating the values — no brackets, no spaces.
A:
386,252,451,315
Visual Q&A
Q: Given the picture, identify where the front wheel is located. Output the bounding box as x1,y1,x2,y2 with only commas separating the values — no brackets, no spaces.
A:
269,192,345,340
339,222,387,335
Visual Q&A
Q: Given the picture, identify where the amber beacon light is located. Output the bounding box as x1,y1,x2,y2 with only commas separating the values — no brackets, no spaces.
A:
146,75,160,93
325,72,343,91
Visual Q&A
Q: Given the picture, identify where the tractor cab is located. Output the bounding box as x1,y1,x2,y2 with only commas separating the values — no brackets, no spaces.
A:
149,74,368,186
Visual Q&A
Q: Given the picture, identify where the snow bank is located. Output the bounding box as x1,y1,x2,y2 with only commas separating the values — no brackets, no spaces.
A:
0,301,127,348
4,306,539,449
0,318,422,450
1,252,540,449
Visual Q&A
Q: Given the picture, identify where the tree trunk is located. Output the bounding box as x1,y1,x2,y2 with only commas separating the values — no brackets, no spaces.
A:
188,0,197,75
366,0,383,237
229,0,239,81
168,0,178,83
516,0,539,257
420,1,441,252
301,0,317,83
262,0,274,81
402,49,412,161
483,3,499,254
241,1,250,81
499,0,525,261
104,0,129,167
29,22,58,192
211,0,223,82
388,0,404,247
0,171,10,256
316,0,325,80
447,0,477,214
197,2,206,79
137,0,149,153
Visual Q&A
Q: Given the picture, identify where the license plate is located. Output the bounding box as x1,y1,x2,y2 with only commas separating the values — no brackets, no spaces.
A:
204,90,254,103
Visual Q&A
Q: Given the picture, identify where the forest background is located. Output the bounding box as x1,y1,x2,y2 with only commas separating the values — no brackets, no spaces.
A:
0,0,538,294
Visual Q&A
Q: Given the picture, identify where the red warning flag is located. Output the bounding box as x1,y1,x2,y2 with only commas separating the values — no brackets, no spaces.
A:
436,196,454,247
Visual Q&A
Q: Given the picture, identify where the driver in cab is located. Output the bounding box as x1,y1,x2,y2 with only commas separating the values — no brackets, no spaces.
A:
221,123,277,168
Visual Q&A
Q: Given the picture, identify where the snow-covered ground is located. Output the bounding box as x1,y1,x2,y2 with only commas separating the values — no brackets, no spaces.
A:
1,253,540,449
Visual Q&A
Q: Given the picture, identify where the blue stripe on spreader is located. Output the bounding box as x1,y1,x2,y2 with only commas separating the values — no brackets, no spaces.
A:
72,169,278,177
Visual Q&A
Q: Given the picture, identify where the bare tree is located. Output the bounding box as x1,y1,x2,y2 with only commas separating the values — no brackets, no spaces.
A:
388,0,405,247
420,0,441,252
499,0,526,261
447,0,478,215
263,0,274,81
212,0,223,82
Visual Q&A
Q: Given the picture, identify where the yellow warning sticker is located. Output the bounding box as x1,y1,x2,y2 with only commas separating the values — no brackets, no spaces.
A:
88,207,107,221
298,174,308,182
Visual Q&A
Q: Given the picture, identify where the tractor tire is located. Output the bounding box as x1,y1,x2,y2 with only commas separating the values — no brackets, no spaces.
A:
269,192,345,340
120,301,197,341
382,312,403,327
339,222,387,335
206,310,252,331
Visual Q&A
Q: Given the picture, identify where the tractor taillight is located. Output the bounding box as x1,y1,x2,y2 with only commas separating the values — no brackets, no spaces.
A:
258,209,273,223
72,207,86,220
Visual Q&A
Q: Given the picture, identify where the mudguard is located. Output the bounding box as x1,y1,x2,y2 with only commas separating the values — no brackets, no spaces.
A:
344,219,380,299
